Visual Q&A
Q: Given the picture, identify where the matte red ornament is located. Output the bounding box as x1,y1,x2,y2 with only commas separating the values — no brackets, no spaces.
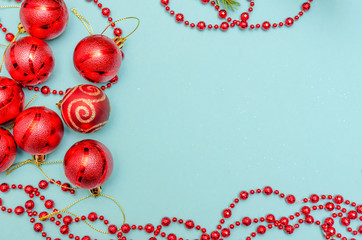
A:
63,140,113,190
73,35,122,83
4,36,55,86
0,128,17,173
60,84,110,133
20,0,69,40
0,77,25,125
13,106,64,156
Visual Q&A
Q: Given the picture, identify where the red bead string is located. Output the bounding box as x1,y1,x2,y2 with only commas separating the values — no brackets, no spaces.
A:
1,184,361,240
1,0,125,96
161,0,314,31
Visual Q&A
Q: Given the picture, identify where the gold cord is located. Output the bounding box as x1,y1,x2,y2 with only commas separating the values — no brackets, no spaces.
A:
39,193,126,234
0,5,21,9
101,17,140,39
71,8,94,35
24,94,38,109
5,159,79,190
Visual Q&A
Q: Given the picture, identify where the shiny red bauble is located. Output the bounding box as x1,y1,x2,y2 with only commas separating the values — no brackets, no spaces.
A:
64,140,113,189
20,0,69,40
5,36,54,86
0,77,25,125
13,106,64,155
0,128,17,173
73,35,122,83
60,84,110,134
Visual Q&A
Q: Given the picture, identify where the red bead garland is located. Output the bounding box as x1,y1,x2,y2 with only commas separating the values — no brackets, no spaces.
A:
0,185,361,240
161,0,315,32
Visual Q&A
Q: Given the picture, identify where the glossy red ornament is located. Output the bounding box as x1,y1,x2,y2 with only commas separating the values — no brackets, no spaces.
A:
60,84,110,133
63,140,113,190
0,77,25,125
20,0,69,40
13,106,64,155
0,128,17,173
4,36,55,86
73,35,122,83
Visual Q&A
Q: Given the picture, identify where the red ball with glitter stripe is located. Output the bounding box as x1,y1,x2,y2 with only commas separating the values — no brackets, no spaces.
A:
20,0,69,40
0,128,17,173
73,35,122,83
63,140,113,190
13,106,64,155
0,77,25,125
60,84,110,134
4,36,55,86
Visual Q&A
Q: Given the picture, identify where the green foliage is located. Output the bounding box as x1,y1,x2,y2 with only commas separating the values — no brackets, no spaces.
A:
216,0,240,11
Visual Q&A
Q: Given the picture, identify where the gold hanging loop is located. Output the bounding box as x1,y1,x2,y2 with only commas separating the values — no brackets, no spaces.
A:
101,17,140,49
71,8,94,35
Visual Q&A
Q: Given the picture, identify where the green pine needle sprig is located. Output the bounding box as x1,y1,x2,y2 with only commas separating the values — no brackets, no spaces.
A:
216,0,240,11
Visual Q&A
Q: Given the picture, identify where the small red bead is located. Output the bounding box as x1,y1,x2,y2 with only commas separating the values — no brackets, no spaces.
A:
114,28,122,36
14,206,25,215
60,225,69,235
257,225,266,235
25,200,35,210
284,225,294,234
5,33,14,42
241,12,249,21
175,13,184,23
102,8,110,17
286,195,296,204
285,18,294,27
262,21,271,31
108,225,118,234
302,2,311,11
40,86,50,95
161,0,169,6
218,10,227,19
242,217,252,226
197,21,206,30
34,223,43,232
44,200,54,209
88,212,98,222
220,22,229,31
221,228,230,237
162,217,171,226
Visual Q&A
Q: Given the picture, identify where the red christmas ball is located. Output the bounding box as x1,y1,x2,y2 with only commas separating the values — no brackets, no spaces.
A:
0,77,25,125
64,140,113,189
60,84,110,133
5,36,55,86
73,35,122,83
13,106,64,155
20,0,69,40
0,128,17,173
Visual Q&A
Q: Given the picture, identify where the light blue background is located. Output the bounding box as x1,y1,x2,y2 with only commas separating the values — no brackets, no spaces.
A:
0,0,361,239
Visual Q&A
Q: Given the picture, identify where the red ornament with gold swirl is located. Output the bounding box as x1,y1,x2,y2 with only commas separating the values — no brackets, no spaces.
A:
60,84,111,134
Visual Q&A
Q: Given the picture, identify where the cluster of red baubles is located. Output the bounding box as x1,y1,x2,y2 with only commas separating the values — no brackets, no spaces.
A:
1,185,361,240
161,0,314,32
0,0,125,95
0,0,124,219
